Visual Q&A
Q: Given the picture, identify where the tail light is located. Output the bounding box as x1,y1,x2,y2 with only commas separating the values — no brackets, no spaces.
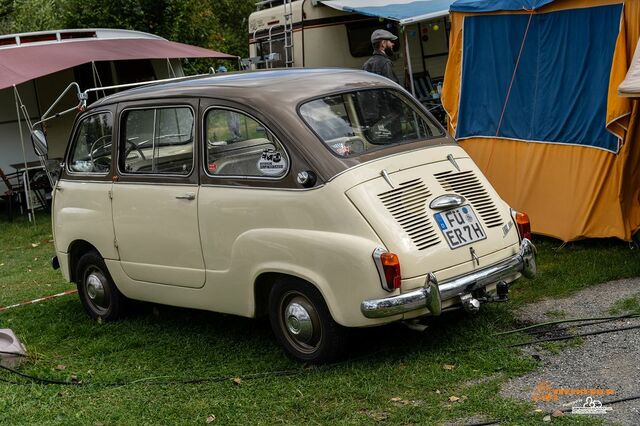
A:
512,210,532,241
372,248,402,292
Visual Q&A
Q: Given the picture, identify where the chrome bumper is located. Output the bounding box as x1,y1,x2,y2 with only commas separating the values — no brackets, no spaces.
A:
360,239,537,319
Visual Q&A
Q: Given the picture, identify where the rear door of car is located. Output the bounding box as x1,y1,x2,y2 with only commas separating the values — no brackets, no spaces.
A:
111,98,205,288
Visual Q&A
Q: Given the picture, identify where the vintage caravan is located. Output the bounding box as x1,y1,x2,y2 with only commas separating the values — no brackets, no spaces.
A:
247,0,454,98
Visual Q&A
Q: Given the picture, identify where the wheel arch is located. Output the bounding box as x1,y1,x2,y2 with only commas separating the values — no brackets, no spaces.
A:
67,240,103,283
254,272,319,318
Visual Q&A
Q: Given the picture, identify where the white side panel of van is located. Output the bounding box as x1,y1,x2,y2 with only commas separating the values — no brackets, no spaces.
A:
53,180,118,261
111,183,205,288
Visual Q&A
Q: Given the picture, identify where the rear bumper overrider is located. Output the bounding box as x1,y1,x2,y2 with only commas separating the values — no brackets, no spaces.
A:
361,239,537,319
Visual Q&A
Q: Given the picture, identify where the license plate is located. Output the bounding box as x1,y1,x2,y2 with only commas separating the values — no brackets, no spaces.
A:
434,205,486,249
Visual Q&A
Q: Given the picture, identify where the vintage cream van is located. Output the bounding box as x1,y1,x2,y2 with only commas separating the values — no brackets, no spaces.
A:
47,69,536,362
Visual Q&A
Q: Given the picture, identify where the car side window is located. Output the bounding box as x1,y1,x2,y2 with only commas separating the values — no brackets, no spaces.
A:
120,107,194,175
205,109,288,178
68,112,113,174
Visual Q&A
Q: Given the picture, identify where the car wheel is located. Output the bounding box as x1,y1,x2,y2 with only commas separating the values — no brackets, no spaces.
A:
269,279,347,363
75,251,126,321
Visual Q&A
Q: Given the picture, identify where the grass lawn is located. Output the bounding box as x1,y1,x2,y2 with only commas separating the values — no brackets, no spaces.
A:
1,213,638,425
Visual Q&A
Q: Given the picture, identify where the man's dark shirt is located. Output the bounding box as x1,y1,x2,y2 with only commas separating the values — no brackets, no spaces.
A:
362,51,399,84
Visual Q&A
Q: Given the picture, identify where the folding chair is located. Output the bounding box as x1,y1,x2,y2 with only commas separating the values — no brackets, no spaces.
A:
0,168,25,221
412,71,435,102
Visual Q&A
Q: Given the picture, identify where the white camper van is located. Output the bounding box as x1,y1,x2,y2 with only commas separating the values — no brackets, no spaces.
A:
247,0,452,100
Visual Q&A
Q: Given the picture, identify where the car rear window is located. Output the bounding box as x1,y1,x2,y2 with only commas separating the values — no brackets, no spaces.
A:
299,89,444,158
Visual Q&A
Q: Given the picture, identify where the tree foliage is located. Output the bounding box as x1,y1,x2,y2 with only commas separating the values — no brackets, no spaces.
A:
0,0,255,61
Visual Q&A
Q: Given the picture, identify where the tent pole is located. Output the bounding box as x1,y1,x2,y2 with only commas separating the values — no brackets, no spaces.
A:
13,85,36,224
166,58,176,78
92,61,98,91
404,26,416,97
91,61,106,99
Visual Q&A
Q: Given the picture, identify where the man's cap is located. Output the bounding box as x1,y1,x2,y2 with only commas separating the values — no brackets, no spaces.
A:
371,29,398,44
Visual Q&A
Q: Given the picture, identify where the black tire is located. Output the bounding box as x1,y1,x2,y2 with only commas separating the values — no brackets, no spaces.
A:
268,278,348,363
75,251,126,321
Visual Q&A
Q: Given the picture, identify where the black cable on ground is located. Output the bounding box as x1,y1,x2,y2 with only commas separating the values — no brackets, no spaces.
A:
0,364,80,385
0,376,22,385
0,350,26,357
557,394,640,412
465,394,640,426
507,323,640,348
524,315,640,336
464,420,499,426
494,313,639,336
0,363,306,387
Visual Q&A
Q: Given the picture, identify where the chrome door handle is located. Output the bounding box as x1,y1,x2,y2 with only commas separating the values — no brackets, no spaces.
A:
175,192,196,200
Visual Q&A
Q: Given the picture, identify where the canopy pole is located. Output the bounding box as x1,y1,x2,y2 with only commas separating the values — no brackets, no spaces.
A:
403,26,416,97
91,61,106,99
166,58,176,78
13,85,36,224
91,61,98,91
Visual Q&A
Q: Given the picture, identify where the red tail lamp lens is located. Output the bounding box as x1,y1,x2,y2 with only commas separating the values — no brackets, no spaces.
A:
515,212,532,241
380,253,402,290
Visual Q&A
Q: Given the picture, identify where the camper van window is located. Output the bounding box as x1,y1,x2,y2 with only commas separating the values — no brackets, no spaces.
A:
300,89,443,158
257,38,286,69
68,112,113,174
347,21,399,58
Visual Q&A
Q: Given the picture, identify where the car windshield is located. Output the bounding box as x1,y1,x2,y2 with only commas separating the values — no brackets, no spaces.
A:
299,89,444,157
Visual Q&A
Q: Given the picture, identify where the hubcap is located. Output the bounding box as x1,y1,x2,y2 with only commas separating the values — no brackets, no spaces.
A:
280,293,321,353
285,302,314,343
85,271,109,311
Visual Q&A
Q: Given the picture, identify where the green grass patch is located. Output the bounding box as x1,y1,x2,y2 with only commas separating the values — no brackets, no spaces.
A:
540,336,585,354
1,216,638,424
544,309,567,319
509,236,640,305
609,296,640,315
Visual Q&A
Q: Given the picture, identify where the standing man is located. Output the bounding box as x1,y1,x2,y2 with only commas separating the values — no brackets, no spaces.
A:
362,29,399,84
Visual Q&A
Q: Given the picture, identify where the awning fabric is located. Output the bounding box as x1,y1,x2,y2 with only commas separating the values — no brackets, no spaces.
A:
319,0,456,25
450,0,556,12
619,39,640,97
0,38,235,90
442,0,640,242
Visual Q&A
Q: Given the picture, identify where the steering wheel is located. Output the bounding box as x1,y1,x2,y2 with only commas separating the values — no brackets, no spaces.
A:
89,135,113,171
123,139,147,161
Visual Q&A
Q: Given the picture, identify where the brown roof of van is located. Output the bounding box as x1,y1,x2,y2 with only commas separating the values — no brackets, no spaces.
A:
90,68,397,108
88,68,451,181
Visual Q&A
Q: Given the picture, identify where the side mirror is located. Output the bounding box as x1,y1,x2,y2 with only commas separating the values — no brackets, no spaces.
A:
31,129,48,157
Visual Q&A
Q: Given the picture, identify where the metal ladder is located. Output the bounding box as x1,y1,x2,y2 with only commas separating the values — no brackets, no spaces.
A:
252,0,295,68
283,0,294,67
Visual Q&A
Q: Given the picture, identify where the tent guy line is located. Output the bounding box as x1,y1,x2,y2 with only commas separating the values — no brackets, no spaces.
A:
0,289,78,313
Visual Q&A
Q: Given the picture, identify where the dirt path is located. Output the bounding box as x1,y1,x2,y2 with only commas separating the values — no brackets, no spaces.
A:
500,278,640,424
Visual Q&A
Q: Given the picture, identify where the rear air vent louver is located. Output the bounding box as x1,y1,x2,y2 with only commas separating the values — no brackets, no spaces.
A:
434,170,503,228
378,179,440,250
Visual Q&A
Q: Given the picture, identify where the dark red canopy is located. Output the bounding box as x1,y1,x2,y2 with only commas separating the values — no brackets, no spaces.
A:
0,36,236,90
